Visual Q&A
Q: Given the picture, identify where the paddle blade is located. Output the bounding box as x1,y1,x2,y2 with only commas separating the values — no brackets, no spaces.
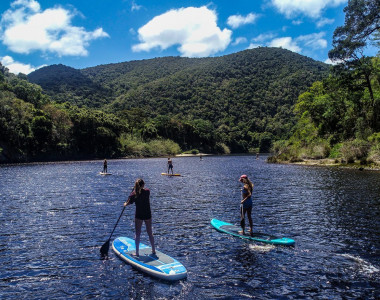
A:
100,240,110,258
240,218,245,228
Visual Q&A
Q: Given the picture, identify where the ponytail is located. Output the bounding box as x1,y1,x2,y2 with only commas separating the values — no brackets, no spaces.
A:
246,178,253,193
134,178,145,196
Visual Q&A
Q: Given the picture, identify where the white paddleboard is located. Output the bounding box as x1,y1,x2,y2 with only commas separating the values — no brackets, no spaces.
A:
99,172,112,175
112,237,187,281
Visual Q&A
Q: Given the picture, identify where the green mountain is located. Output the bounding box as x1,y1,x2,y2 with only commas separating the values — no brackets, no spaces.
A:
28,47,329,152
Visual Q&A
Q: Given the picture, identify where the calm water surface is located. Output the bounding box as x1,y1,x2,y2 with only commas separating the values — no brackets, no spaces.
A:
0,155,379,299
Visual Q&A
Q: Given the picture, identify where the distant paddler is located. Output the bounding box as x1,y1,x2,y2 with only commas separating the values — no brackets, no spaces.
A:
167,157,174,175
103,159,108,173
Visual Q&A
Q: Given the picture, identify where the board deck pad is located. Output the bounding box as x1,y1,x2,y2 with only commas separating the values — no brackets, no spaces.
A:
211,219,295,246
112,237,187,280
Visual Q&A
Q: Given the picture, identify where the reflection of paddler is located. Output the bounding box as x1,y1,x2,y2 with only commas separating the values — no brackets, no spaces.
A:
167,157,173,174
103,159,108,173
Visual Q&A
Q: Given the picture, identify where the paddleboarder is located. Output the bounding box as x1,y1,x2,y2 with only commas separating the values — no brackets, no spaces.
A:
124,178,156,257
239,174,254,236
167,157,174,174
103,159,107,173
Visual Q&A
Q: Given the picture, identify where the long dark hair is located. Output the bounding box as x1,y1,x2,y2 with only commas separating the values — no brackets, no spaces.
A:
134,178,145,196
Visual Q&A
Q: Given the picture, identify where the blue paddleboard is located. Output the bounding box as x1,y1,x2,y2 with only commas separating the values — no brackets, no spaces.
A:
112,237,187,281
211,219,295,246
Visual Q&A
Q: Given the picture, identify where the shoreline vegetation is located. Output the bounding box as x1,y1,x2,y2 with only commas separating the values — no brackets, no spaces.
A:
267,156,380,171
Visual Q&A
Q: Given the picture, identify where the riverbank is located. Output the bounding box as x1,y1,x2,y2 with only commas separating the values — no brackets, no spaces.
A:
268,157,380,171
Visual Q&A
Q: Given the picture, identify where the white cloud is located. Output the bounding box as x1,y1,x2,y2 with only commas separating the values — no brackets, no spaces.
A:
253,31,327,54
292,20,303,25
252,33,277,42
271,0,346,18
316,17,334,27
0,55,44,74
131,1,142,12
232,37,247,46
227,13,259,29
268,37,301,52
247,43,261,49
0,0,109,56
296,32,327,49
132,6,232,57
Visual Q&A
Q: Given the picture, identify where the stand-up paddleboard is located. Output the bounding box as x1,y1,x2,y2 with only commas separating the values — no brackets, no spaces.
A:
161,173,181,176
99,172,112,175
112,237,187,281
211,219,295,246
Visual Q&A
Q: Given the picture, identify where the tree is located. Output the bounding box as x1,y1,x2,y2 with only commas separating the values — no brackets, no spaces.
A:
328,0,380,128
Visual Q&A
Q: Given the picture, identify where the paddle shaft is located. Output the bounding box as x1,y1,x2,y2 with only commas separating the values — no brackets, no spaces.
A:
107,205,126,241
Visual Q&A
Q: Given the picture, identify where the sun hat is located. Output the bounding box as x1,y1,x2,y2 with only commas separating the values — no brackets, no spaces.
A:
239,174,247,180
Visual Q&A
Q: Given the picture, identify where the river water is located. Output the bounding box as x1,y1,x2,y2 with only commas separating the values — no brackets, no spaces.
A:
0,155,379,299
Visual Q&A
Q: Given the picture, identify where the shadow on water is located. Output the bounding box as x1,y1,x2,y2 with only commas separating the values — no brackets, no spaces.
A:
0,156,379,299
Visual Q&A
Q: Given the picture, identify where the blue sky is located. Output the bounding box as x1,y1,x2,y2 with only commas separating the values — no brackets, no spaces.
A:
0,0,364,74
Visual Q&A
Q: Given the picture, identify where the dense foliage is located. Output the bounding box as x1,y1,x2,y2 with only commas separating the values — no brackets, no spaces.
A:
28,47,329,154
0,65,181,163
270,0,380,165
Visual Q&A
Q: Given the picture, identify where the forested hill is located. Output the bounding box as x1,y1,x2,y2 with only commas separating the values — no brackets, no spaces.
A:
28,47,329,152
28,48,329,115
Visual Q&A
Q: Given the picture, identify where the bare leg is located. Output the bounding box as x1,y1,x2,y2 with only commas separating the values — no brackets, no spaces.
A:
246,206,253,235
239,206,246,235
135,218,143,256
144,218,156,254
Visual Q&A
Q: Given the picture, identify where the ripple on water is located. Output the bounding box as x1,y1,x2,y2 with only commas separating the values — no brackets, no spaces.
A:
0,156,379,299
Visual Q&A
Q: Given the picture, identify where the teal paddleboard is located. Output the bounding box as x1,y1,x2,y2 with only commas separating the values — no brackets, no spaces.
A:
112,237,187,281
211,219,295,246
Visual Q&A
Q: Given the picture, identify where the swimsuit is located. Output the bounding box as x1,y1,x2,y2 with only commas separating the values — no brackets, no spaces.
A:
242,187,252,209
128,189,152,220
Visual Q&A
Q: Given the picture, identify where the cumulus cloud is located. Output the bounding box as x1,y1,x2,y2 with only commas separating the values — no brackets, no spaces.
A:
268,37,301,52
296,32,327,49
270,0,346,18
132,6,232,57
0,55,44,74
227,13,258,29
0,0,109,56
232,37,247,46
252,33,277,42
316,17,334,27
251,31,327,54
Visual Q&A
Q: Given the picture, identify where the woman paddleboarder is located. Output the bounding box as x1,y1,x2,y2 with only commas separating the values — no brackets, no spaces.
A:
239,174,254,236
124,178,156,257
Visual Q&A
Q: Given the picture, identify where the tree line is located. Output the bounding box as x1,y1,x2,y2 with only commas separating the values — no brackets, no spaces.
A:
270,0,380,165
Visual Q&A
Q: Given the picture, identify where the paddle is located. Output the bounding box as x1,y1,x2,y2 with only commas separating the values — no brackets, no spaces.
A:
100,204,127,258
100,187,136,258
